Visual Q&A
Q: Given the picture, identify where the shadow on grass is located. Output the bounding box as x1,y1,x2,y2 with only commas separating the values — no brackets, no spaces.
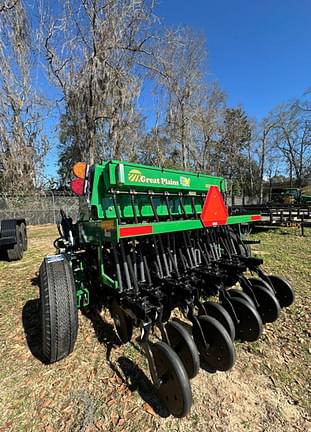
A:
31,274,40,287
22,285,170,417
81,306,121,362
117,356,170,418
22,298,46,363
83,309,170,417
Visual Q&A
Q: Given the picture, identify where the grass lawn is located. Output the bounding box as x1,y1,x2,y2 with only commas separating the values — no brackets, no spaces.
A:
0,224,310,432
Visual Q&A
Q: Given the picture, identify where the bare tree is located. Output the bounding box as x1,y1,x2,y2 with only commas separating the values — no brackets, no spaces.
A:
0,0,18,13
153,28,207,170
139,116,175,167
0,0,48,194
216,107,252,204
192,83,226,172
254,117,277,203
269,102,311,187
41,0,158,176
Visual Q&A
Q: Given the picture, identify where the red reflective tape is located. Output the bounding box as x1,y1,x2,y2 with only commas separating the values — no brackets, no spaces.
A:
251,215,261,221
120,225,153,237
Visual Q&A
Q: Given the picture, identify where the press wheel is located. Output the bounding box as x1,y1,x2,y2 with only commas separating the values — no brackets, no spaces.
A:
223,297,263,342
248,277,274,294
151,341,192,418
192,315,236,372
165,320,200,379
249,284,281,323
267,275,295,308
110,301,133,344
203,301,236,341
228,288,256,308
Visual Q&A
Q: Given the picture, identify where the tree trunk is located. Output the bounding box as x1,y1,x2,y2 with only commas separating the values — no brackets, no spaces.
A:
89,127,96,165
259,137,265,204
181,107,187,170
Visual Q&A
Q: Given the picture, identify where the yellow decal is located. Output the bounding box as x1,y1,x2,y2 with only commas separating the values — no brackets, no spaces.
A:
180,176,190,187
128,169,142,182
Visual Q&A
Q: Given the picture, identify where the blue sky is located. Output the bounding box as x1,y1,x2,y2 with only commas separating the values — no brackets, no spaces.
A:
156,0,311,119
45,0,311,177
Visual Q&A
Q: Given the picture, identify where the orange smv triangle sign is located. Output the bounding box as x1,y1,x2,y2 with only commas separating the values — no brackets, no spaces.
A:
201,185,228,227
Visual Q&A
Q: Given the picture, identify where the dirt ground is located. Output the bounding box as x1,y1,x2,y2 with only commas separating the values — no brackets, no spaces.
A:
0,224,310,432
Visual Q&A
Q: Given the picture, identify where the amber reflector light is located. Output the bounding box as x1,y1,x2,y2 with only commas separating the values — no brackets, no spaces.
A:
72,162,87,179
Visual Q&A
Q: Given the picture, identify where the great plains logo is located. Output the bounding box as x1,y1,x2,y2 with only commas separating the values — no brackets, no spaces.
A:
128,169,190,187
128,169,142,182
180,176,190,187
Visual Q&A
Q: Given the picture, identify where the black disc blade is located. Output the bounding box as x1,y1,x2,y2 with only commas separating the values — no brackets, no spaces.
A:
267,275,295,308
250,284,281,323
193,315,236,372
165,320,200,379
248,277,275,294
110,301,133,344
203,301,236,341
151,341,192,418
223,297,263,342
228,288,256,308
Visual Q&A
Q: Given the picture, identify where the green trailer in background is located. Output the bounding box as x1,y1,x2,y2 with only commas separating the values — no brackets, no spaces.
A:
270,187,311,206
39,160,294,418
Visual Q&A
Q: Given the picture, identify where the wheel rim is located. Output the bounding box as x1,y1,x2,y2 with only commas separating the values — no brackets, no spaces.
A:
267,275,295,308
165,320,200,379
19,232,23,250
224,297,263,342
249,283,281,323
203,301,236,341
151,341,192,418
192,315,236,372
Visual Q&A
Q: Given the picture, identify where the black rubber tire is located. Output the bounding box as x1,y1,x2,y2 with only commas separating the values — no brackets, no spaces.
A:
110,301,133,344
228,288,256,308
248,277,274,294
224,297,263,342
165,320,200,379
7,225,23,261
249,283,281,323
193,315,236,372
39,256,78,363
20,223,28,251
203,301,236,341
151,341,192,418
267,275,295,308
